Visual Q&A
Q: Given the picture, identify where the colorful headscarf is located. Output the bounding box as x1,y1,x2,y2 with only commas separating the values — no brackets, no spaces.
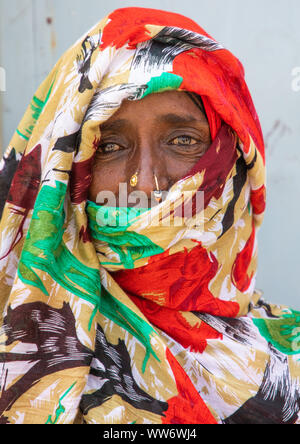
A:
0,7,300,424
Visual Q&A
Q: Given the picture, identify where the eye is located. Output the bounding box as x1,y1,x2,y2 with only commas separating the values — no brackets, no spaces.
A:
170,135,198,146
97,142,122,155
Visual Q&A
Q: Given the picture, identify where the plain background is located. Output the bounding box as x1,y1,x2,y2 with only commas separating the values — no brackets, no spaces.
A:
0,0,299,308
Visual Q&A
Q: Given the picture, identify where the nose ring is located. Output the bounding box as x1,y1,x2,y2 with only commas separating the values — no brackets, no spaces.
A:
130,171,163,203
153,174,163,203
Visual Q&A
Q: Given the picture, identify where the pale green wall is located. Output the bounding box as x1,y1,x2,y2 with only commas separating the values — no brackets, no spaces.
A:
0,0,300,307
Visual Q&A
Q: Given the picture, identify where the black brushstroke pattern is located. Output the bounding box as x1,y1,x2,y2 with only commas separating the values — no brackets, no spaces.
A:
154,26,224,52
0,302,93,423
222,345,300,424
192,309,300,424
245,149,257,170
76,32,102,94
52,168,72,176
80,324,168,417
52,130,80,154
219,154,248,237
131,26,223,75
82,83,147,124
193,312,258,346
0,148,20,220
248,298,280,319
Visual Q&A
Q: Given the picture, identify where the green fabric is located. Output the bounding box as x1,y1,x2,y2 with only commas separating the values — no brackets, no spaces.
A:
253,310,300,355
17,78,55,141
141,72,183,99
18,181,102,316
86,200,164,269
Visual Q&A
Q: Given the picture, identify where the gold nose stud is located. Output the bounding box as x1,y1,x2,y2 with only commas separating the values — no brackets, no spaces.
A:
130,171,138,188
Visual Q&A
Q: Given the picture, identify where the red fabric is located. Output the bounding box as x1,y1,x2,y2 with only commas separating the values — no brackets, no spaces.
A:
127,297,223,353
231,223,256,292
251,185,266,215
1,144,42,260
70,158,94,204
185,124,238,208
70,135,100,204
201,96,222,141
114,240,239,353
101,7,214,50
163,348,217,424
7,144,41,210
174,49,264,160
115,242,239,314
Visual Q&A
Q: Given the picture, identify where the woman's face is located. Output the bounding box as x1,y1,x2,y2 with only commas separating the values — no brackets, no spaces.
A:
88,90,211,206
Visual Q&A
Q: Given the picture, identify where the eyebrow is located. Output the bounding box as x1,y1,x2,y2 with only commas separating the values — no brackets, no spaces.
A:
155,113,200,125
100,119,128,132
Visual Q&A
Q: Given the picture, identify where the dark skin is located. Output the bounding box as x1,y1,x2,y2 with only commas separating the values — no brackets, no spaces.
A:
88,90,211,207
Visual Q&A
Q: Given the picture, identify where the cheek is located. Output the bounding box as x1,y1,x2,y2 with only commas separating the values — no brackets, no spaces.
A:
165,153,201,182
88,162,126,201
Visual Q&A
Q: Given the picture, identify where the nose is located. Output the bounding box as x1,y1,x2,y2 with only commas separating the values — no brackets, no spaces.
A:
128,143,169,205
134,164,156,197
129,145,169,194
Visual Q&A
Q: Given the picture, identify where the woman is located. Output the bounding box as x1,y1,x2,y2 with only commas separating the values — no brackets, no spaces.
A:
0,7,299,424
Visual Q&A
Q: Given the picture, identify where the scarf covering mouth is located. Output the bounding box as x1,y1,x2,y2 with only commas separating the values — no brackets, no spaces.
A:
0,6,300,424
